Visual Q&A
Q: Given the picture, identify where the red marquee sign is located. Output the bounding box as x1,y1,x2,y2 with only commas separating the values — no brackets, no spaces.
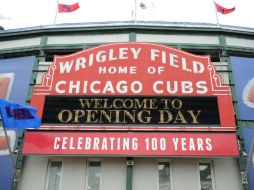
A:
30,43,235,130
22,131,239,156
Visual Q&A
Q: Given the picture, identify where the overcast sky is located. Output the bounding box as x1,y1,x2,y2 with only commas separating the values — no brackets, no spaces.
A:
0,0,254,30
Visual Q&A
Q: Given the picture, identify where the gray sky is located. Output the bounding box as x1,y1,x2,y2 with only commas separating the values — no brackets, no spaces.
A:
0,0,253,30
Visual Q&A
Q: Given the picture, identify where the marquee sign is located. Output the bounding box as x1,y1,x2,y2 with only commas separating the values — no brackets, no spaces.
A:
22,131,239,156
30,42,235,130
42,96,220,125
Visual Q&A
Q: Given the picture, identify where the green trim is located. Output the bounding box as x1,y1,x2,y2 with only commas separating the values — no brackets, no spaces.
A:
26,56,41,102
0,43,253,56
126,158,133,190
1,32,254,55
129,32,136,42
40,36,48,47
218,35,226,47
1,25,254,38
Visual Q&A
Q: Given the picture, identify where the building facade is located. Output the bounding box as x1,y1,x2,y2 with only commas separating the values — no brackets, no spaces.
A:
0,22,253,190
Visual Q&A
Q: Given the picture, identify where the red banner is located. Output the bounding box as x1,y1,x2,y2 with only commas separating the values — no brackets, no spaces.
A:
22,131,239,156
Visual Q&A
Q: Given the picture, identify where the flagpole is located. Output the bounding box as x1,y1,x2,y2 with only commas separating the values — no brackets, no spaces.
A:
134,0,137,24
245,138,254,176
213,0,220,26
0,113,16,172
53,0,59,25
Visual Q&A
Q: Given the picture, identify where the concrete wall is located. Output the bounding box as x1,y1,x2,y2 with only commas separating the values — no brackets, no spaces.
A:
213,158,243,190
18,157,126,190
171,159,200,190
61,158,86,190
18,156,242,190
133,158,158,190
101,158,126,190
18,156,48,190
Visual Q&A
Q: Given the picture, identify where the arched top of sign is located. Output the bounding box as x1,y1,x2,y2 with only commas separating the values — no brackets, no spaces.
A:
34,42,230,96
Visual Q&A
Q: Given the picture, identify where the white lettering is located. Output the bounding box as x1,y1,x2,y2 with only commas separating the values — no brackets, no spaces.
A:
119,48,128,59
151,49,160,61
131,81,143,93
62,137,68,150
206,138,212,151
169,54,179,68
93,137,100,150
182,81,193,94
181,138,187,151
197,138,204,151
109,49,117,61
75,57,86,71
116,81,128,94
69,81,80,93
103,81,115,93
90,81,101,93
132,138,138,150
189,138,196,151
131,48,141,59
193,61,204,74
77,137,83,150
54,137,61,149
85,137,91,150
96,51,106,62
69,137,75,150
59,61,73,74
196,81,208,94
153,81,164,94
172,138,179,151
55,81,66,94
101,138,108,150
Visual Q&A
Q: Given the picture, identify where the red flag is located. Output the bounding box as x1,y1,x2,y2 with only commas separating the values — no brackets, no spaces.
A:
58,2,80,13
214,2,235,14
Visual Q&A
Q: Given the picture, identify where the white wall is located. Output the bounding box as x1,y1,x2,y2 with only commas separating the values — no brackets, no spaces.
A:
172,159,200,190
101,158,126,190
213,158,243,190
61,158,87,190
18,156,242,190
132,158,158,190
0,37,41,50
47,34,129,45
18,157,126,190
132,157,242,190
136,34,219,44
18,156,48,190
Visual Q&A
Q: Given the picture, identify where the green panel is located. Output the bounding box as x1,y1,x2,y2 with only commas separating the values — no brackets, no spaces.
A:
126,158,133,190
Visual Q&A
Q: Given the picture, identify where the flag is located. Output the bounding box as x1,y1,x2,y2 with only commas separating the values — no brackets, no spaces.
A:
58,2,80,13
214,2,235,14
139,1,155,11
0,99,41,129
140,2,147,9
0,130,16,156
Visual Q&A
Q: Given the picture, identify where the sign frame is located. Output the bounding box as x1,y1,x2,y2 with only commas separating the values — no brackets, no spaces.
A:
30,43,236,131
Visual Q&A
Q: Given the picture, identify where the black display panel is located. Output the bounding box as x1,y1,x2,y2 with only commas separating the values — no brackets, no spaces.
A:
42,96,220,125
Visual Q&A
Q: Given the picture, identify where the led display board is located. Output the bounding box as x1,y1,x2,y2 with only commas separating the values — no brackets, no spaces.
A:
42,96,220,125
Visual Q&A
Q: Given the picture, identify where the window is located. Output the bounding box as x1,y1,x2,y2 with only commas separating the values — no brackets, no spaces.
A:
212,62,230,84
86,161,101,190
158,162,171,190
199,163,214,190
45,161,62,190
